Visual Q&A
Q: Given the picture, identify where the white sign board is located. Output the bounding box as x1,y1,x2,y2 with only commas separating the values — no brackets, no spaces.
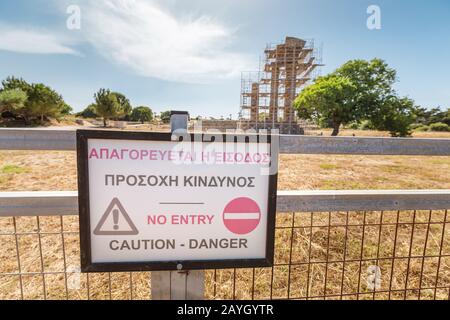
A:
77,130,277,272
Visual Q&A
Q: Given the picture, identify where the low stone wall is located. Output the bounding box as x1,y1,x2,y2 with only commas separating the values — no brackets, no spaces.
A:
188,120,305,135
239,122,304,135
189,120,238,132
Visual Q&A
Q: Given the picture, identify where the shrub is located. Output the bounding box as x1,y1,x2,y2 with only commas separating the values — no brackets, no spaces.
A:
409,123,423,130
160,111,171,123
429,122,450,132
414,125,430,132
130,106,153,123
78,104,98,118
345,122,359,130
60,103,73,115
359,120,374,130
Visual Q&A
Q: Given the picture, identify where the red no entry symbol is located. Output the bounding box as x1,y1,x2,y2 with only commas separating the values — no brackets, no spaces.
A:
223,197,261,235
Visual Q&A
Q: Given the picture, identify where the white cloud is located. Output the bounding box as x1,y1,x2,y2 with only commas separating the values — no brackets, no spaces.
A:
0,0,252,83
81,0,252,82
0,25,80,56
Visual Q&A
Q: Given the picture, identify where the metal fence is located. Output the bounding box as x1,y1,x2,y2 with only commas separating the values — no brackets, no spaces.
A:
0,215,149,300
1,128,450,300
208,209,450,300
1,208,449,300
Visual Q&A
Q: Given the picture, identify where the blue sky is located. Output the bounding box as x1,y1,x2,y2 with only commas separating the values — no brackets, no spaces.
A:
0,0,449,117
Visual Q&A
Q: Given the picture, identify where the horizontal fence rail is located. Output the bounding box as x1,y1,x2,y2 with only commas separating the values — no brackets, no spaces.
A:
1,128,450,155
2,190,450,217
0,129,76,151
280,135,450,155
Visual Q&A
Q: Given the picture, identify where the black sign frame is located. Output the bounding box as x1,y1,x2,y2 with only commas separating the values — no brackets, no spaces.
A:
77,129,278,272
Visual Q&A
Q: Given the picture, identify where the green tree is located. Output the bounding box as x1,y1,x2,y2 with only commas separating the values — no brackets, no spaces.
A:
295,59,417,137
443,109,450,126
27,83,65,122
295,76,357,136
414,106,450,126
370,96,417,137
160,110,171,123
333,59,396,118
78,104,98,118
1,77,32,121
0,89,28,116
1,76,69,123
333,59,417,136
112,92,132,119
1,76,32,93
130,106,153,123
93,89,132,126
94,89,121,127
60,103,73,115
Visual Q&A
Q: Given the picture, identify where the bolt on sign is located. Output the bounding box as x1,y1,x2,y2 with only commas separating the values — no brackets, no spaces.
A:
77,130,278,272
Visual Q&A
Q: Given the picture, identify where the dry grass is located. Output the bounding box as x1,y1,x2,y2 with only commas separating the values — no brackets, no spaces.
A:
280,154,450,190
1,151,450,192
0,130,449,300
0,151,76,191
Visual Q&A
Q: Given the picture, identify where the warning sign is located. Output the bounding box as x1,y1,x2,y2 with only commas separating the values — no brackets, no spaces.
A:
77,130,278,272
93,198,139,236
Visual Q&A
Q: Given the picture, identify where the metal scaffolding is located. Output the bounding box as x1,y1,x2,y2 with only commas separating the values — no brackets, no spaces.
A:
240,37,323,134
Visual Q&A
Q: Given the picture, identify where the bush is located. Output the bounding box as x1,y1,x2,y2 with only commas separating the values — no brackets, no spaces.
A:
130,106,153,123
78,104,98,118
345,121,359,129
160,111,171,123
60,103,73,115
429,122,450,132
409,123,423,130
359,120,374,130
414,125,430,132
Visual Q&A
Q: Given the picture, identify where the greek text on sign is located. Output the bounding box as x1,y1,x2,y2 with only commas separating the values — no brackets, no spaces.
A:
77,131,277,271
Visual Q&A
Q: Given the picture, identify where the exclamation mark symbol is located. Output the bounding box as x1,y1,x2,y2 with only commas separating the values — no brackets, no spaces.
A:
113,208,119,230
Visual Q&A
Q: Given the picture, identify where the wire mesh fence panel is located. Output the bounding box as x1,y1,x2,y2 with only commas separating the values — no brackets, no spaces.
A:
206,210,450,300
0,215,151,300
1,210,449,300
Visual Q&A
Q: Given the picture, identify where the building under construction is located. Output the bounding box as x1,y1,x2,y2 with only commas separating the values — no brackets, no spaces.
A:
239,36,323,134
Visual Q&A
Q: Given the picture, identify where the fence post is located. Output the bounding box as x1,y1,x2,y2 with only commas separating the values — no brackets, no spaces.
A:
151,111,205,300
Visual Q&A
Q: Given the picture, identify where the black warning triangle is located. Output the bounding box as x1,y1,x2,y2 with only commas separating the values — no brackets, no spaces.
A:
93,198,139,235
